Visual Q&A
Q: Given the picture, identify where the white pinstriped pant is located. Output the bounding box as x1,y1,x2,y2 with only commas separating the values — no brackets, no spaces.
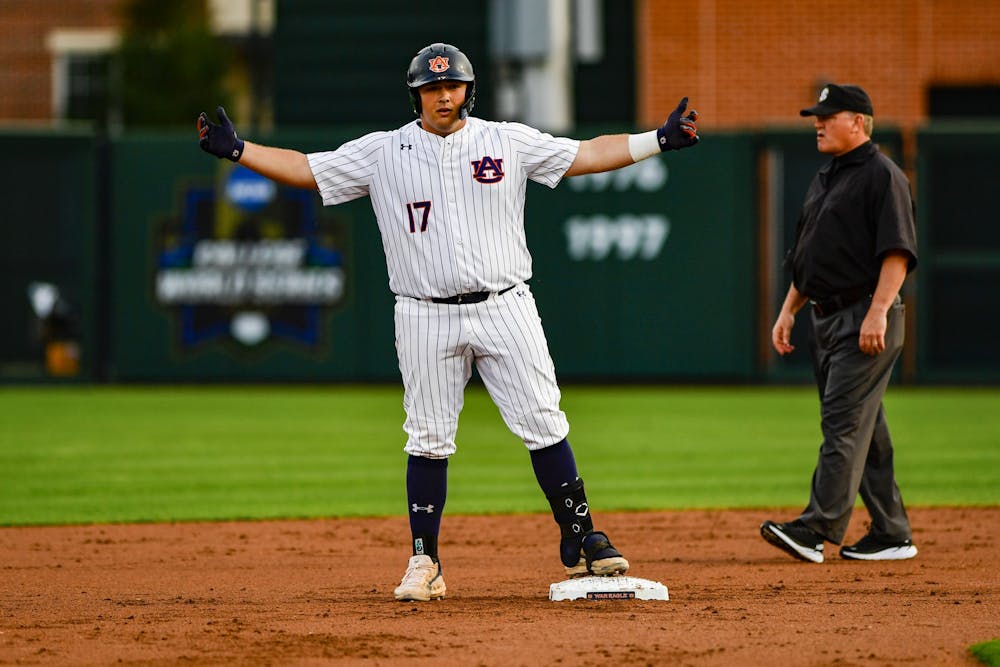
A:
393,283,570,458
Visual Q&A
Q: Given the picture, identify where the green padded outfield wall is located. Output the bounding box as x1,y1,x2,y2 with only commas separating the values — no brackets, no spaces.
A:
11,128,999,383
916,123,1000,383
526,132,757,379
107,130,758,381
0,131,99,381
109,130,398,381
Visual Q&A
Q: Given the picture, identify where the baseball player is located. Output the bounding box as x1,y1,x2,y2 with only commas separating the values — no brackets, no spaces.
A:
198,42,700,601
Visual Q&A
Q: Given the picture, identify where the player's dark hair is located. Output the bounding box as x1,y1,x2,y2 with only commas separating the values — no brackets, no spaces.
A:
406,42,476,119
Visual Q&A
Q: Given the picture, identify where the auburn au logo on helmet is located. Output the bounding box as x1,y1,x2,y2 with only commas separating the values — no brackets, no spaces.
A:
428,56,450,73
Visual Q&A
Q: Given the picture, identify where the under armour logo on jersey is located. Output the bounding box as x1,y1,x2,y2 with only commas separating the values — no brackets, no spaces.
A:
428,56,450,73
471,156,505,184
401,143,412,150
411,504,435,513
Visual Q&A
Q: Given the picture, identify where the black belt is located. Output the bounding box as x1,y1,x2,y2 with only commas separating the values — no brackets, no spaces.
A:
430,285,516,305
810,285,874,317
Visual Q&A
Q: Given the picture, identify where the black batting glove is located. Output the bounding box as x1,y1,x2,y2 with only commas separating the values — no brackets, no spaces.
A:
656,97,700,151
197,105,245,162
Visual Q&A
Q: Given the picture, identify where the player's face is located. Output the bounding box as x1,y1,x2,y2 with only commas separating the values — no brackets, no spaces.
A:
418,81,468,136
812,111,864,156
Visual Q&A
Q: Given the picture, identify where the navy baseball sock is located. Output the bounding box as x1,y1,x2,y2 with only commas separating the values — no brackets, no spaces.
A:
406,455,447,561
532,440,598,567
529,438,579,495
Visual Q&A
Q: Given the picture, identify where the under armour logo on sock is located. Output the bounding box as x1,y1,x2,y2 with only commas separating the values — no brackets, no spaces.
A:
411,504,435,513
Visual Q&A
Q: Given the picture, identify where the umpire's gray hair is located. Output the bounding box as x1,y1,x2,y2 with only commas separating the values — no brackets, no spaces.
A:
861,114,873,136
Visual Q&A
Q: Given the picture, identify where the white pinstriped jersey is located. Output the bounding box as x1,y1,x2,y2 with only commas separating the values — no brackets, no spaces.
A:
307,117,580,299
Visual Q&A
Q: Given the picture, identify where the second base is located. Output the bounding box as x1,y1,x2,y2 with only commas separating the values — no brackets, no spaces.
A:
549,575,669,601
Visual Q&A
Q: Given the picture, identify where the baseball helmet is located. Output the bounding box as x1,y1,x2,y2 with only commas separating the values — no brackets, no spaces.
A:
406,42,476,118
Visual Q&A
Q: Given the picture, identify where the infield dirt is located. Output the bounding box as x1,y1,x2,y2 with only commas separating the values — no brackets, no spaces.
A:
2,507,997,666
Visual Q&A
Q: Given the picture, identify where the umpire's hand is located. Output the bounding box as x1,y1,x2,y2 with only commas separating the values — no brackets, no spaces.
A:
657,97,700,151
197,105,245,162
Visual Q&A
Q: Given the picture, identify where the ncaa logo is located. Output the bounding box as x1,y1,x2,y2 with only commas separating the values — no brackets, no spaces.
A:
428,56,450,73
225,165,276,212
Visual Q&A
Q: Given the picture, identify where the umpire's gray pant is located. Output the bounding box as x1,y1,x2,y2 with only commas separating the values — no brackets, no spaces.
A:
799,295,912,544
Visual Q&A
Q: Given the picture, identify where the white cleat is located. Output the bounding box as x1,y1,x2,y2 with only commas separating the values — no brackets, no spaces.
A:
394,555,446,601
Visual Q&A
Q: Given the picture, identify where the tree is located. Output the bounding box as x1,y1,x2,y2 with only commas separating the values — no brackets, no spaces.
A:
115,0,233,127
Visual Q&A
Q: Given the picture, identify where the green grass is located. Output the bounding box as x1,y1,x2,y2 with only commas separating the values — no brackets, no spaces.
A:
0,385,998,525
971,639,1000,667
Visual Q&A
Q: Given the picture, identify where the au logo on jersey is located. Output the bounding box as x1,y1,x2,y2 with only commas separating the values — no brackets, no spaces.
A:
428,56,450,73
471,156,505,184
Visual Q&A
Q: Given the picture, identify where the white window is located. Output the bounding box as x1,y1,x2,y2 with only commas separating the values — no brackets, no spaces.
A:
46,29,119,122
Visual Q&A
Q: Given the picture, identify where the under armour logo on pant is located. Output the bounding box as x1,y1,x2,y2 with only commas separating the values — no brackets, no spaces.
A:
411,504,435,513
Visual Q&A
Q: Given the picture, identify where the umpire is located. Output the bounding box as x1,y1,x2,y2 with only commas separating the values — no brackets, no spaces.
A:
760,84,919,563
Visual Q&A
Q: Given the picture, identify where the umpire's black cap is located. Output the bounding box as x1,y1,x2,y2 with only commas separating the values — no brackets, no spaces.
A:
800,83,874,116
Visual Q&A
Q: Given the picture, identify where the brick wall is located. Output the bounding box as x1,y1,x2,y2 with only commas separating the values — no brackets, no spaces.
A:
0,0,119,122
637,0,1000,131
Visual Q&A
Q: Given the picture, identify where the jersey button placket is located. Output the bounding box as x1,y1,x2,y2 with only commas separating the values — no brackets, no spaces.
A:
443,135,468,290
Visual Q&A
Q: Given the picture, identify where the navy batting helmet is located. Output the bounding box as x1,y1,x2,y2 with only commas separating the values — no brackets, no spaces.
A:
406,43,476,118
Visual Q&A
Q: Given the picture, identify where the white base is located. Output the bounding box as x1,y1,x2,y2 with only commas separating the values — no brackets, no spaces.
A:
549,575,669,601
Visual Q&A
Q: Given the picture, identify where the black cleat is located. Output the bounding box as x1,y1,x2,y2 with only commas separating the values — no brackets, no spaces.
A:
565,530,629,577
760,519,825,563
840,534,917,561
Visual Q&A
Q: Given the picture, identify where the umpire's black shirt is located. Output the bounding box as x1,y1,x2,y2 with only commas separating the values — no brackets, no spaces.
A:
787,141,918,302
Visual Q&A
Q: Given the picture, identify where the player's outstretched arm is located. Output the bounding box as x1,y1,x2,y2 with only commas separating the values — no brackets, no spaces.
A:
197,106,317,190
238,141,317,190
566,97,699,177
565,133,633,176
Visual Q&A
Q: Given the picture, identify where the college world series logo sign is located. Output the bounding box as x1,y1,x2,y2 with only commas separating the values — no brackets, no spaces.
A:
153,166,346,350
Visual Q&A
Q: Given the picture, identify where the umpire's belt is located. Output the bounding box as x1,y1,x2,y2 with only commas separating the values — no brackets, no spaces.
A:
810,284,874,317
430,285,515,305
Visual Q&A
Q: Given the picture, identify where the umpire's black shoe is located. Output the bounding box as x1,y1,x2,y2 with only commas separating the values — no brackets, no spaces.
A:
840,534,918,561
760,519,825,563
